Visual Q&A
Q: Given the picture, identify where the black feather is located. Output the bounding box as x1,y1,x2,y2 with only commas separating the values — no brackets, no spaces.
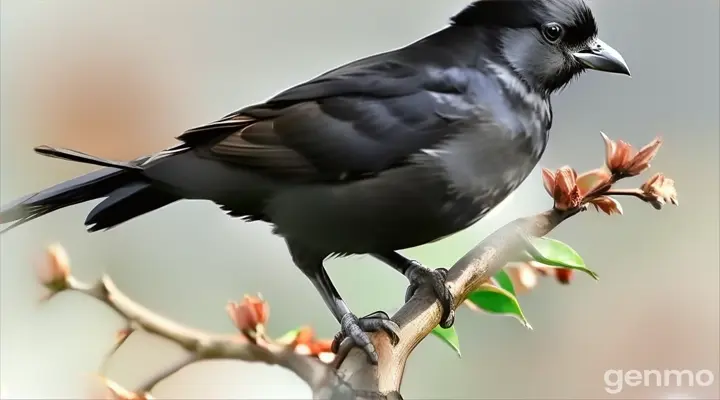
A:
451,0,541,28
451,0,598,46
34,145,143,171
85,182,179,231
0,168,134,233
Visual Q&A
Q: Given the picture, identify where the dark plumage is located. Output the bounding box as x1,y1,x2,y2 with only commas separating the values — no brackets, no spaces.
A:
0,0,629,363
452,0,597,37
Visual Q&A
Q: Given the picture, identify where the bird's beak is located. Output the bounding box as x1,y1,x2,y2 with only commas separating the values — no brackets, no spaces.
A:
573,38,631,76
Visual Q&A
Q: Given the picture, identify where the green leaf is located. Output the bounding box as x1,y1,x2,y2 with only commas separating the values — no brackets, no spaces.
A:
275,327,302,345
431,325,461,357
525,237,599,280
493,268,516,296
467,283,532,329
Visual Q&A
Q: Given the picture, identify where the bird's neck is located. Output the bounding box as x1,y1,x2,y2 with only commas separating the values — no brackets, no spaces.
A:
419,26,565,100
409,26,548,94
404,26,492,68
409,26,551,115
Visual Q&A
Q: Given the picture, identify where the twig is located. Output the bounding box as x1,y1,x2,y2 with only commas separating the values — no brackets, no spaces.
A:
60,275,341,396
604,188,648,201
136,354,198,393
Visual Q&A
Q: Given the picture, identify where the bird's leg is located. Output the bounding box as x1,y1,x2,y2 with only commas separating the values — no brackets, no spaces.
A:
287,242,399,362
372,252,455,329
307,267,400,364
281,240,400,363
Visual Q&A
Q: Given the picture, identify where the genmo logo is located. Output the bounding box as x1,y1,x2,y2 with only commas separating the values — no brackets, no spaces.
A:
604,369,715,395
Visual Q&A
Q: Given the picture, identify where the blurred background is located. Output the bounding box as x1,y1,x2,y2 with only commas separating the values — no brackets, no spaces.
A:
1,0,718,398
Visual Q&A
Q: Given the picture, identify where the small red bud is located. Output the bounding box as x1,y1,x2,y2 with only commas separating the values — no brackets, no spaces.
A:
226,295,269,336
554,269,574,284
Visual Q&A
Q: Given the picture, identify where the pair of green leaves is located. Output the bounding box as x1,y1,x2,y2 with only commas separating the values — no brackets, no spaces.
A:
431,237,598,357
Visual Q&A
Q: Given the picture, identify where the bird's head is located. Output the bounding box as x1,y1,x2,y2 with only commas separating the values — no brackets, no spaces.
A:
451,0,630,95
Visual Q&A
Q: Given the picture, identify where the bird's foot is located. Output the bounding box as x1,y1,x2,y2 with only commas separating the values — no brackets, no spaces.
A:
404,261,455,329
331,311,400,364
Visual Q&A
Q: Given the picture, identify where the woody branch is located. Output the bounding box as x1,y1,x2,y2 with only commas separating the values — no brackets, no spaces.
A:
36,132,676,399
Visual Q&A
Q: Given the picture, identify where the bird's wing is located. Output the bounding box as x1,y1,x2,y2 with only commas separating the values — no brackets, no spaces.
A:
177,53,471,182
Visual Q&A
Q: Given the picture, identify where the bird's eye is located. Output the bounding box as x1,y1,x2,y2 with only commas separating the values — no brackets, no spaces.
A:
541,22,564,44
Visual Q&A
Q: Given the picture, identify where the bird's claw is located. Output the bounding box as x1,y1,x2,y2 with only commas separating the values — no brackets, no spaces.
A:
331,311,400,364
404,262,455,329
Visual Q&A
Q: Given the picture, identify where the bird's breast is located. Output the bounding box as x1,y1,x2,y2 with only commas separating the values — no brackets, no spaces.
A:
435,66,552,159
422,107,549,230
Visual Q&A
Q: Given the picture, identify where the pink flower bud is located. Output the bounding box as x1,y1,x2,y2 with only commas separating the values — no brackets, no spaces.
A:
36,244,71,292
226,295,269,335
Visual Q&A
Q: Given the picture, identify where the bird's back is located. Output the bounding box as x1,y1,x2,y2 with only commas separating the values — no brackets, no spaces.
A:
262,67,551,254
139,27,554,255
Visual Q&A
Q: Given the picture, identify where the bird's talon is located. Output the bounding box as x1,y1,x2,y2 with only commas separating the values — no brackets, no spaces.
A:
435,267,449,280
331,331,345,354
440,309,456,329
404,262,455,328
331,311,400,364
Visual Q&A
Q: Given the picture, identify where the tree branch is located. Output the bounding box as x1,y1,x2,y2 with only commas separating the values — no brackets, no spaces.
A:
332,209,576,395
45,208,579,399
604,188,649,200
57,275,344,397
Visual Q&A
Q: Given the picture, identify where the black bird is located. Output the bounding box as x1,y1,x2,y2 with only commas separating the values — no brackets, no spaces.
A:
1,0,629,363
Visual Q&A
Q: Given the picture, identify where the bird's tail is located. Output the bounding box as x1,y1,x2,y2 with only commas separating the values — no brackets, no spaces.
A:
0,145,179,234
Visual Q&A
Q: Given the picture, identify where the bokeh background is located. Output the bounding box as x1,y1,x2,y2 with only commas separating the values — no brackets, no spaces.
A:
1,0,718,398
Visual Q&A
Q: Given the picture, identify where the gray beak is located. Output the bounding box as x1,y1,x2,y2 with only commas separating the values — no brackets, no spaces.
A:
573,38,631,76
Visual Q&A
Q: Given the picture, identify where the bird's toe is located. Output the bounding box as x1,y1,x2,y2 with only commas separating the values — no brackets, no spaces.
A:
404,263,455,328
331,311,400,364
